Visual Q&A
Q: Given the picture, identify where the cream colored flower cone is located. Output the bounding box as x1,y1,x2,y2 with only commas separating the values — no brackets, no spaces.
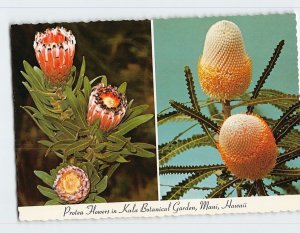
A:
198,20,251,100
217,114,278,180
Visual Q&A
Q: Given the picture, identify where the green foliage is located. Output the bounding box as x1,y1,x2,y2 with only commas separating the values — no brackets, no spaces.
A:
22,58,155,205
159,40,300,199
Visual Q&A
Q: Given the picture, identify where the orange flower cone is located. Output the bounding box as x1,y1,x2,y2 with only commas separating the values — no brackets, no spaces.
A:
217,114,278,180
53,166,90,203
33,27,76,86
87,83,127,132
198,20,251,100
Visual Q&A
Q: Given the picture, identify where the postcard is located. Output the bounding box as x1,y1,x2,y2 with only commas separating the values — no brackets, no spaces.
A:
12,13,300,221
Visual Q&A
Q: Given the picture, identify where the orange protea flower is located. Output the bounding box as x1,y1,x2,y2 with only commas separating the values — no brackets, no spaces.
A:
33,27,76,86
198,20,251,100
87,83,127,132
53,166,90,203
217,114,278,180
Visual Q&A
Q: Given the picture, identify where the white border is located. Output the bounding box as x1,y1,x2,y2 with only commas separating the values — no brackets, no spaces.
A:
2,1,300,228
18,195,300,221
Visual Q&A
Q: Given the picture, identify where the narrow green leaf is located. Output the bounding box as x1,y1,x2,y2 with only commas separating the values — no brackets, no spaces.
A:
207,178,241,198
34,171,54,187
160,164,225,175
65,86,87,128
115,114,153,136
247,40,285,113
83,76,92,101
184,66,200,112
79,57,86,79
100,76,107,86
94,196,107,203
65,139,92,156
107,163,120,178
117,82,127,94
162,171,214,200
37,185,58,199
96,176,108,194
170,100,219,133
116,156,129,163
45,198,61,205
126,104,149,121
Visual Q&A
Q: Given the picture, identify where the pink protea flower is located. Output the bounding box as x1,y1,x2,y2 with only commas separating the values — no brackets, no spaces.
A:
87,83,127,132
33,26,76,86
53,165,90,203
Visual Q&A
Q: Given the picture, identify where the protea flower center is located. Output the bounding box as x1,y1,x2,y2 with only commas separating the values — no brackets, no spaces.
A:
198,20,251,100
87,83,127,132
33,26,76,86
217,114,278,180
53,166,90,203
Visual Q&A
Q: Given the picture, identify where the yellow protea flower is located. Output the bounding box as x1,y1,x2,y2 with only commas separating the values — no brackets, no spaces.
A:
198,20,252,100
217,114,278,180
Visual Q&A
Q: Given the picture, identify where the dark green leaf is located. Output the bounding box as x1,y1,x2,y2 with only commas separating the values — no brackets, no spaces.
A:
65,139,92,156
206,178,241,198
162,171,214,200
34,171,54,187
96,176,108,194
115,114,153,136
169,100,219,133
160,164,225,175
37,185,58,199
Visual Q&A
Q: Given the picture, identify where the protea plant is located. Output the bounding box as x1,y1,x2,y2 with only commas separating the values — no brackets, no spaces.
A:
21,26,156,205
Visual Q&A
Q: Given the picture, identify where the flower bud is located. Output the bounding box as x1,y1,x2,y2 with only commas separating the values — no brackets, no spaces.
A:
33,27,76,86
198,20,251,100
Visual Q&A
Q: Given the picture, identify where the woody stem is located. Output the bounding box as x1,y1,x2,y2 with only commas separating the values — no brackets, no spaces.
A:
222,99,231,119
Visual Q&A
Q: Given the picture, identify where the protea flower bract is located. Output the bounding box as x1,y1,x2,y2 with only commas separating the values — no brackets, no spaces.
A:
87,83,127,132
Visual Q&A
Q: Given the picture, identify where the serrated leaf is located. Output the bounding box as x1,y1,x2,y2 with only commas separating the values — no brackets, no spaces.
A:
159,134,214,166
237,89,299,112
247,40,285,113
184,66,200,112
65,139,92,156
37,185,58,199
275,114,300,144
169,100,219,133
275,147,300,166
34,171,54,187
160,164,225,175
115,114,153,136
206,178,241,198
96,176,108,194
117,82,127,94
271,168,300,176
162,171,214,200
157,111,192,125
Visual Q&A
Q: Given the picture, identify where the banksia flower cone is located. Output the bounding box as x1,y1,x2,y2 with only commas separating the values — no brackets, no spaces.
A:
33,27,76,86
198,20,251,100
218,114,278,180
87,83,127,132
53,166,90,203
